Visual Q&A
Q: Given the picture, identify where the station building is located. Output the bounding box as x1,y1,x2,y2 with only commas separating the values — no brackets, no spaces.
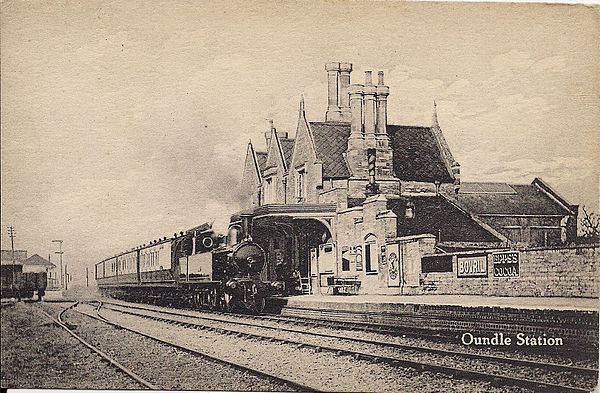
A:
0,250,59,290
233,62,594,297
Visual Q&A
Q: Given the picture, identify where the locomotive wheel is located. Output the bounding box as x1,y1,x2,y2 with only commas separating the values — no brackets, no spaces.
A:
249,297,266,314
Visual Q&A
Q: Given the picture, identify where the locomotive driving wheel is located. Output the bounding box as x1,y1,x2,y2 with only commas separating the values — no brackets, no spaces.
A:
247,296,266,314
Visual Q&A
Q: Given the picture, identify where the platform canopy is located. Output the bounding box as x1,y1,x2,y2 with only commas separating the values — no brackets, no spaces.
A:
230,203,337,224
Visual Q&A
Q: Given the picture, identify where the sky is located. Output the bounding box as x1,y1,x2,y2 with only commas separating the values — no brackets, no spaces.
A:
1,0,599,285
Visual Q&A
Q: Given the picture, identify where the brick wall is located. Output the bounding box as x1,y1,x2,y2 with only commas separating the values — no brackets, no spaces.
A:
420,245,599,297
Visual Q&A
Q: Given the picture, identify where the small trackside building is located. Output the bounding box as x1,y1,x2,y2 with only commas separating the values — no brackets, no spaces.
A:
233,61,591,297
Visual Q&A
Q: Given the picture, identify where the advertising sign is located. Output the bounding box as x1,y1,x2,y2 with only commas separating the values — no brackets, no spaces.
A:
492,251,520,278
386,243,400,287
457,255,487,278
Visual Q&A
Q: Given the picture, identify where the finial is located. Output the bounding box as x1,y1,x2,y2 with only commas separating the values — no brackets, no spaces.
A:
300,95,305,112
432,100,439,127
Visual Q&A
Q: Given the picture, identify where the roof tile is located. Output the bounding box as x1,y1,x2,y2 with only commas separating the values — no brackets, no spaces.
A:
442,182,569,216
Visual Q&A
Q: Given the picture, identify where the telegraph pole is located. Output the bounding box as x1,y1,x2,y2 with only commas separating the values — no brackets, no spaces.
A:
52,240,64,289
7,226,16,290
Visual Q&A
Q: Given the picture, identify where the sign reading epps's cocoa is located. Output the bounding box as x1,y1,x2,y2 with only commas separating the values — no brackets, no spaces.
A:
492,251,520,278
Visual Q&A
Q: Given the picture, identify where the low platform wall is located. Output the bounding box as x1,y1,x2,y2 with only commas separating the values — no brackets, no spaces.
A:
276,298,599,348
419,245,598,297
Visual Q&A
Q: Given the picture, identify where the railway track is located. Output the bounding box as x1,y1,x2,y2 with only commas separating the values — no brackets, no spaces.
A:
99,299,598,393
72,301,318,392
38,302,159,390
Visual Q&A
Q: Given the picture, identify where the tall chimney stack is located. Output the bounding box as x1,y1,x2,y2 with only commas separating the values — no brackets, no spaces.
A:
363,71,377,144
325,62,342,122
375,71,389,138
339,62,353,121
348,84,364,139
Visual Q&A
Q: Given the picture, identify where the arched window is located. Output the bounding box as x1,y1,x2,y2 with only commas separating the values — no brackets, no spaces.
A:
364,234,378,274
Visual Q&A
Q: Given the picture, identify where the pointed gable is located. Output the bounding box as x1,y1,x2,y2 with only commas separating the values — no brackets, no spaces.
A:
264,128,289,173
290,97,318,169
242,142,263,183
240,141,264,208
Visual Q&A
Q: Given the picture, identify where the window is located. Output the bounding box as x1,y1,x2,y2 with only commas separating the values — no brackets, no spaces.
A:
364,235,378,273
355,246,363,271
296,168,306,201
264,177,274,204
342,258,350,272
531,227,561,247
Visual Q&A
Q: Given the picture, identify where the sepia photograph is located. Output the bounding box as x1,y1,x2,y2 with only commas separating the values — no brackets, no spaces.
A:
1,0,599,392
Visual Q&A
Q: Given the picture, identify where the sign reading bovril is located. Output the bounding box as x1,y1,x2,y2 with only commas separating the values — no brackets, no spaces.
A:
492,251,520,278
457,255,487,278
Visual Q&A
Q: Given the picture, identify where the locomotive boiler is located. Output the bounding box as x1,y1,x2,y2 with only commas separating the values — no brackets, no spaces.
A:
94,220,273,313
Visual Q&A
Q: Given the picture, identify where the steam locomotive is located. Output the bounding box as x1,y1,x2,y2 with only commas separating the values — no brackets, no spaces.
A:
94,219,276,313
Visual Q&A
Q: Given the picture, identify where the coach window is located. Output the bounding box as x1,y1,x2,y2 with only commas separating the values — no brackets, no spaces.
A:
364,234,378,274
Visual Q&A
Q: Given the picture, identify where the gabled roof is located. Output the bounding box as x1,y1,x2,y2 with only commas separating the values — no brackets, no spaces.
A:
255,152,267,171
306,122,455,182
264,128,293,173
310,122,351,178
279,138,295,169
388,125,454,183
24,254,55,267
441,181,573,216
388,196,505,243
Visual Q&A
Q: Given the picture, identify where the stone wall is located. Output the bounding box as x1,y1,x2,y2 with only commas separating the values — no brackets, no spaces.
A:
419,245,599,297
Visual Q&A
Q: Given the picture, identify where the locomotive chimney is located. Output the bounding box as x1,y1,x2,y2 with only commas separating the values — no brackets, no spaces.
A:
241,214,253,241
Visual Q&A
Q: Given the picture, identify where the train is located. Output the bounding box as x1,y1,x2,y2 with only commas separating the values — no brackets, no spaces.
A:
0,264,47,301
95,217,280,313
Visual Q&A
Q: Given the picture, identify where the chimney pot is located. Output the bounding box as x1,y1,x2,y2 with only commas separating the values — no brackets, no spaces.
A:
378,71,384,86
365,71,373,85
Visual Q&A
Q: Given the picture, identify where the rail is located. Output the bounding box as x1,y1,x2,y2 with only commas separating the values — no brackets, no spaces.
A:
99,300,598,393
83,300,319,392
38,303,159,390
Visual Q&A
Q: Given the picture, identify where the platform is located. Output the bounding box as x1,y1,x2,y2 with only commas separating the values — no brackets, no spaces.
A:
274,294,599,347
283,294,599,312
